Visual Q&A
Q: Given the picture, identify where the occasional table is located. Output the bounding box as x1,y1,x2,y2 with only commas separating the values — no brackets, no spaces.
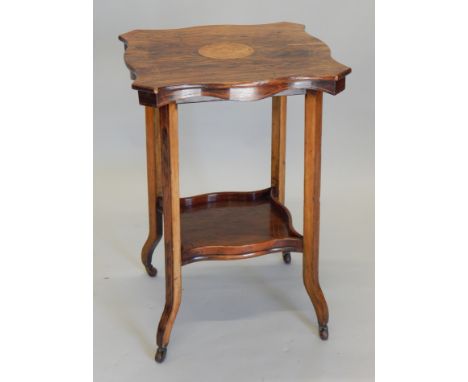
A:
119,22,351,363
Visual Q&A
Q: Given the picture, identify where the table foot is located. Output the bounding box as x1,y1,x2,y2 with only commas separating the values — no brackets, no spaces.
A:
155,347,167,363
282,252,291,264
141,237,159,277
144,264,158,277
319,324,329,340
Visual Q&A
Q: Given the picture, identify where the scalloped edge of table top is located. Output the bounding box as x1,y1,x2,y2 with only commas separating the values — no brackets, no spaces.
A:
119,22,351,106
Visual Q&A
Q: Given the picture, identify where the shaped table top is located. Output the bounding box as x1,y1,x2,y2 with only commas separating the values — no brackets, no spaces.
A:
119,22,351,106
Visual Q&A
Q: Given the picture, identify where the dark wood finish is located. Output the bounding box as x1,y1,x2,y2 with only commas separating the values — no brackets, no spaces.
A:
119,22,351,106
141,106,163,277
179,188,302,265
119,22,350,362
156,103,182,362
138,88,308,107
303,90,329,340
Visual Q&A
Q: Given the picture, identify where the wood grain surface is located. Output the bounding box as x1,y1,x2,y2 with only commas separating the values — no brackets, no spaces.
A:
119,22,351,106
156,103,182,352
179,188,303,265
303,90,329,339
198,42,254,59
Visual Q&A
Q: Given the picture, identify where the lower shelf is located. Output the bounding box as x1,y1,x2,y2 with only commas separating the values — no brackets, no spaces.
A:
180,188,303,265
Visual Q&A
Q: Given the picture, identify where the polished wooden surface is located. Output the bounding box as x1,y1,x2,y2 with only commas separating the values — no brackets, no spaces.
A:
119,23,350,362
156,103,182,363
179,188,302,265
303,90,329,340
198,42,254,59
119,22,351,106
141,107,163,277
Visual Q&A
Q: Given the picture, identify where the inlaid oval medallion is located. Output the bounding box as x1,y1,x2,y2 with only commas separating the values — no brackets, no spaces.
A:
198,42,254,59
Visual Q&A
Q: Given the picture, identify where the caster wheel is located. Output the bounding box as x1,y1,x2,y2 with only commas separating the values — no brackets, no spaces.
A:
283,252,291,264
145,265,158,277
319,324,329,340
155,347,167,363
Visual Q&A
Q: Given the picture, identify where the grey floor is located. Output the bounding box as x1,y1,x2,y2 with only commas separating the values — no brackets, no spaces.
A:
94,165,374,381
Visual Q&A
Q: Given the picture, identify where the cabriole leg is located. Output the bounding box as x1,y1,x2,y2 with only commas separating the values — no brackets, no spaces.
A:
141,106,163,277
155,103,182,362
303,90,329,340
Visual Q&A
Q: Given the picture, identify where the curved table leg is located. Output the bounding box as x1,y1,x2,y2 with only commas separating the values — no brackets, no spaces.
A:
303,90,329,340
155,103,182,362
141,106,163,277
141,216,162,277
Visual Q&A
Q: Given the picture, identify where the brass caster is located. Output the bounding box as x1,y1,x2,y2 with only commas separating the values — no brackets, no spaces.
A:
319,324,329,340
282,252,291,264
145,264,158,277
155,347,167,363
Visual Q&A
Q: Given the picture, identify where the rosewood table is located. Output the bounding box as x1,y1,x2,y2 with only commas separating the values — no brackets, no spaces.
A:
119,22,351,363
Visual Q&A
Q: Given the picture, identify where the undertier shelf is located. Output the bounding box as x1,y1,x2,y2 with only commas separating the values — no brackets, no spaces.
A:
179,188,303,265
